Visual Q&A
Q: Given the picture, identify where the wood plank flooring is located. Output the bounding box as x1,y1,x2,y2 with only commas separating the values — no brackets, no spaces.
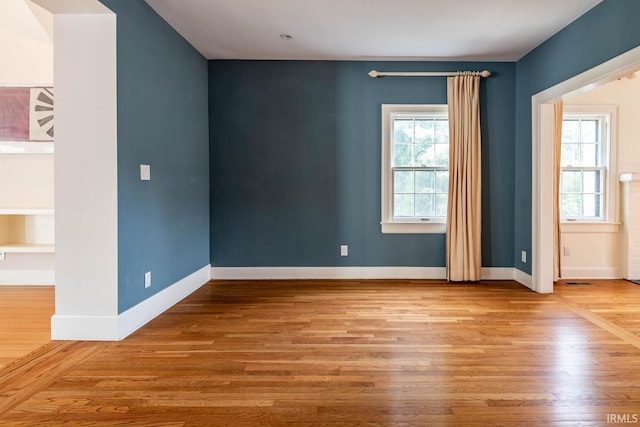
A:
1,279,640,426
0,285,53,369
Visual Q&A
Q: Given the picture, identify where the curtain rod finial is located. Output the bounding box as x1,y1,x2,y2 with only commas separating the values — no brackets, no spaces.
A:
368,70,379,78
481,70,491,78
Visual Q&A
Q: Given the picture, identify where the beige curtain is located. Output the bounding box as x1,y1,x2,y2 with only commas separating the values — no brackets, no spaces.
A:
553,101,564,281
446,73,481,282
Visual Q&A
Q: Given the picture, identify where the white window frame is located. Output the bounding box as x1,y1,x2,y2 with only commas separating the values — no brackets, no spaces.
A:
560,104,618,230
381,104,448,234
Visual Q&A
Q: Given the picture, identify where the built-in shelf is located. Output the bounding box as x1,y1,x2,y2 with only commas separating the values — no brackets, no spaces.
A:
0,208,54,215
0,211,54,254
0,243,55,253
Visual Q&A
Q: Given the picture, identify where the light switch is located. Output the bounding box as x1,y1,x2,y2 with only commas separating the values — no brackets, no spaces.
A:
145,271,151,288
140,164,151,181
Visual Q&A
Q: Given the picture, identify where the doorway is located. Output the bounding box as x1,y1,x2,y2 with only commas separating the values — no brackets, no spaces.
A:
532,46,640,293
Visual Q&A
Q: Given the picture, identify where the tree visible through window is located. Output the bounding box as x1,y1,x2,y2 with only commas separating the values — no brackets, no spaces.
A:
381,104,449,234
560,113,608,220
392,115,449,219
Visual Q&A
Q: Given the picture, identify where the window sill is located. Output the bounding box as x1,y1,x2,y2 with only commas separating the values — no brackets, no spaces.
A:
381,221,446,234
560,221,620,233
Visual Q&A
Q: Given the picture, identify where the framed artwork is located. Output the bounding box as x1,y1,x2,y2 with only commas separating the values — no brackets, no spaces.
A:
0,86,54,153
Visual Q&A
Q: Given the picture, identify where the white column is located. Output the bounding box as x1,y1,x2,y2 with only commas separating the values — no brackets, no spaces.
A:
621,173,640,280
31,0,120,340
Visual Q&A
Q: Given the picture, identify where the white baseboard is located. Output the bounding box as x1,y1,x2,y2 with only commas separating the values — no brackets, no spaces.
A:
514,268,533,290
52,264,211,341
211,266,531,286
0,269,54,285
211,266,447,280
561,267,621,280
117,264,211,340
480,267,517,281
51,314,119,341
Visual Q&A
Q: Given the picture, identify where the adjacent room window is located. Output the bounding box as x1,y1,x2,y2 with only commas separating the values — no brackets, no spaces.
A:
381,104,448,233
560,105,617,222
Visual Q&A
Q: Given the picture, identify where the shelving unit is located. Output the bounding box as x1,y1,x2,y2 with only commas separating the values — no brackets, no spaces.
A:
0,209,54,254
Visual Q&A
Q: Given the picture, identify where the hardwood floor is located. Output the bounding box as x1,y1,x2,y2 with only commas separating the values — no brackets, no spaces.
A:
1,279,640,426
0,285,53,369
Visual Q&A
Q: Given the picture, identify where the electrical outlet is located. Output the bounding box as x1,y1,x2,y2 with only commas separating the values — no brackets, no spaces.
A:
340,245,348,256
521,250,527,263
144,271,151,288
140,164,151,181
564,246,571,257
0,252,5,261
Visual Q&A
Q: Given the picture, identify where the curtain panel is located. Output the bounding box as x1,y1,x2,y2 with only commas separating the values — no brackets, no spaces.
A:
553,101,564,281
446,74,482,282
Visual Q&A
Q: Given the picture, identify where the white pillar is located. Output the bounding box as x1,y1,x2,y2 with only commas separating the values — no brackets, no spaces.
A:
621,173,640,281
31,0,120,340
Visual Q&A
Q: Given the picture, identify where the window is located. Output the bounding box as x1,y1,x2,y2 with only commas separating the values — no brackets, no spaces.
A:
560,105,617,223
381,104,448,233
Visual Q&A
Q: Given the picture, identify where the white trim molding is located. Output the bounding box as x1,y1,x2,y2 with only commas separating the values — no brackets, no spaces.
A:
561,267,621,280
212,266,530,286
531,44,640,295
561,222,620,233
52,264,211,341
213,266,446,280
561,104,619,223
514,268,534,290
481,267,518,281
381,104,449,234
51,314,119,341
118,264,211,340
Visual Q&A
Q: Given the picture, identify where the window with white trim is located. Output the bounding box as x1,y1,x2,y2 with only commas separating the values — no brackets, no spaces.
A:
381,104,448,234
560,105,617,222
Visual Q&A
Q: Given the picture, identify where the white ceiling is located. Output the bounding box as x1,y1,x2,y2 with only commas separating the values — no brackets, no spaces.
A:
145,0,602,61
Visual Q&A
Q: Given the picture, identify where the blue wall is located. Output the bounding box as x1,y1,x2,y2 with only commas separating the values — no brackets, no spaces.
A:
100,0,210,312
209,61,515,267
514,0,640,274
99,0,638,289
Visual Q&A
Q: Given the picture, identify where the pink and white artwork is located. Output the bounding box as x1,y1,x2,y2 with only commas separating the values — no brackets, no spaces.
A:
0,87,30,141
0,87,54,142
29,87,54,141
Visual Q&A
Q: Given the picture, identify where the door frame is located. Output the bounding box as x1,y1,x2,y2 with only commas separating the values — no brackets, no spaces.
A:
532,45,640,293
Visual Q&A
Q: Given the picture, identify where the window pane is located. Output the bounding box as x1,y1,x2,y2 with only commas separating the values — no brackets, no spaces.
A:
394,170,414,193
385,109,450,222
435,171,449,194
562,120,579,142
559,113,609,221
434,144,449,167
435,120,449,143
580,143,598,166
561,143,579,167
394,119,413,143
561,170,582,193
415,171,434,193
581,120,598,143
561,194,581,218
583,170,600,194
415,144,433,166
393,144,413,167
414,120,434,143
582,194,597,217
415,194,434,217
435,194,448,217
394,194,414,217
